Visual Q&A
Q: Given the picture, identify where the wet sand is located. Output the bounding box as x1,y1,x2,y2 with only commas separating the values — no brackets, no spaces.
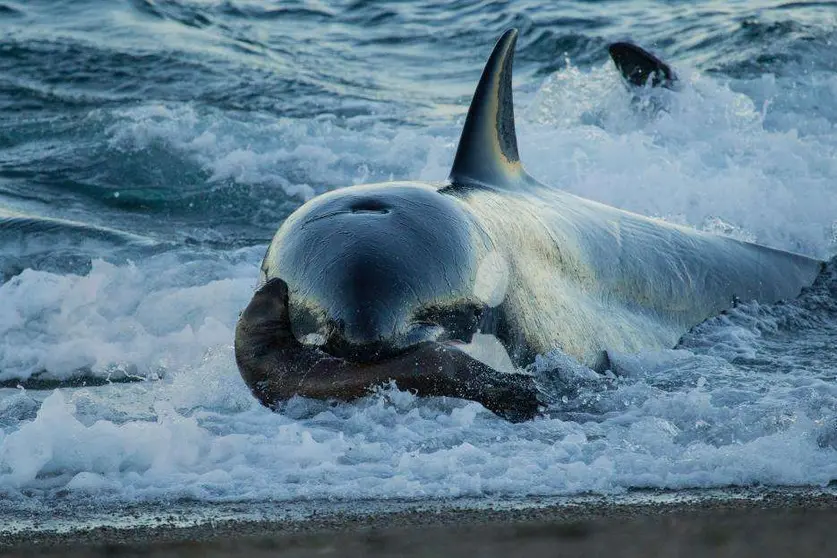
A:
2,491,836,557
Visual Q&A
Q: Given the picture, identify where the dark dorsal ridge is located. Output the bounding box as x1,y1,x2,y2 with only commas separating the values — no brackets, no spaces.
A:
448,29,524,189
608,42,678,89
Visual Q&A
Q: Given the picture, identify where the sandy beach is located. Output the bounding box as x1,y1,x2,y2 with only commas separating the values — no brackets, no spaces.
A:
2,490,836,557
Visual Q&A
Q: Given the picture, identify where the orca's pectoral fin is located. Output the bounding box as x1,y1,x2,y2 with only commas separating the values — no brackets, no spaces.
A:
608,42,677,90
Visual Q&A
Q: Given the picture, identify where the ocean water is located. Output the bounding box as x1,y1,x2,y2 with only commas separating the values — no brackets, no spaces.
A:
1,0,837,521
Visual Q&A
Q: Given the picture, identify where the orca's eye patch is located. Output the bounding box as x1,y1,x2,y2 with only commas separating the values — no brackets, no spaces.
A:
349,199,390,214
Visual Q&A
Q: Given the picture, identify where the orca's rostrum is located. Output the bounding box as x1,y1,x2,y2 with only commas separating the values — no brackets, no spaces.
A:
235,30,823,421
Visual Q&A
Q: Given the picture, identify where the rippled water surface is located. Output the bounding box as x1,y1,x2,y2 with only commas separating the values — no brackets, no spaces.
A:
1,0,837,519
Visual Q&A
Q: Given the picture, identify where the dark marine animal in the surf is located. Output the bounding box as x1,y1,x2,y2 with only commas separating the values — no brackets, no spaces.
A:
607,41,678,90
234,30,823,422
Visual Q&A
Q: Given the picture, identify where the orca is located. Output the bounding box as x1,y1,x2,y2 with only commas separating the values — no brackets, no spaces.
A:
235,30,823,422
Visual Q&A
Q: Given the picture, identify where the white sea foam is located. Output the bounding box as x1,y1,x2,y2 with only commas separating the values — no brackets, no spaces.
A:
0,249,260,383
520,64,837,258
92,103,452,204
1,337,835,505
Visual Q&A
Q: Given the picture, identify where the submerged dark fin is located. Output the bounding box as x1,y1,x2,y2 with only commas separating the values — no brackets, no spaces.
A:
448,29,525,189
608,42,677,89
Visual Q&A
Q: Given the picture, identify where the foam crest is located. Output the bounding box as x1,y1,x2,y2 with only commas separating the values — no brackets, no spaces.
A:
93,104,453,206
521,63,837,258
0,248,260,383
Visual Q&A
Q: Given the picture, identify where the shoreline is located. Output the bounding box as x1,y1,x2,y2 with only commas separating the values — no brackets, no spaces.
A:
2,489,837,556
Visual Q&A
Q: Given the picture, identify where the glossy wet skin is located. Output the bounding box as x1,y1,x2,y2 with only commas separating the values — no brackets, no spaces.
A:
260,182,490,362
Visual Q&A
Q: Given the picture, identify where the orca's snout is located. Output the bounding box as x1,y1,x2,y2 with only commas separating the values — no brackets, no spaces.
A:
319,302,402,363
285,252,416,363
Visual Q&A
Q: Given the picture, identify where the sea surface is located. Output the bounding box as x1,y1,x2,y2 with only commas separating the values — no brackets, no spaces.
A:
1,0,837,525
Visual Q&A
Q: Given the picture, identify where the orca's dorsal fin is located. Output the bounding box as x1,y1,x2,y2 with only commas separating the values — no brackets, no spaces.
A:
448,29,525,189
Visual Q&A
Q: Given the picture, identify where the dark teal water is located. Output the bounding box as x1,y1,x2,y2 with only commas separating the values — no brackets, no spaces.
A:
1,0,837,515
2,1,836,253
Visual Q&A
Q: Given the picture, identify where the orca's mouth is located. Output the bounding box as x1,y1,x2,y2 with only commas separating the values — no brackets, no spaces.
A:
234,278,540,422
314,322,445,365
